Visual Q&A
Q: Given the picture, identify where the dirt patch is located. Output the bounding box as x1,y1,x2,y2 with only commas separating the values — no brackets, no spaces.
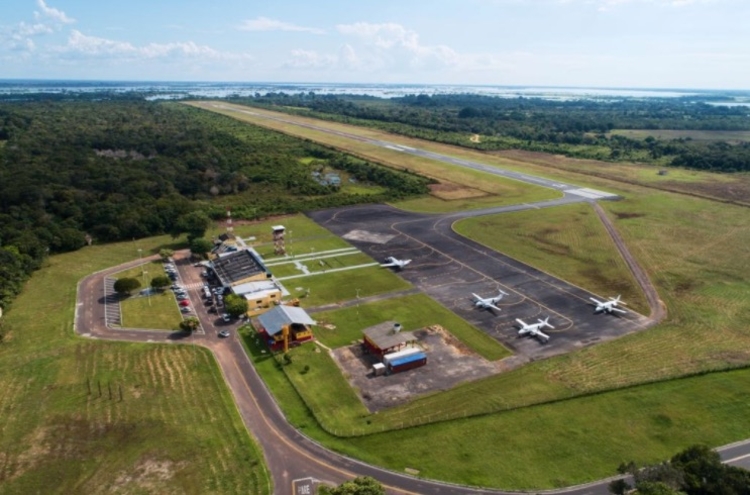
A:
112,458,185,493
469,134,481,143
428,182,487,201
332,325,501,412
612,211,646,220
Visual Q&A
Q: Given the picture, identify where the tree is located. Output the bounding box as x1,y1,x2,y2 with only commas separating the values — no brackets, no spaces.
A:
150,275,171,290
158,248,174,261
172,210,211,242
114,277,141,296
609,479,631,495
224,294,248,318
319,476,385,495
179,317,200,332
189,237,214,258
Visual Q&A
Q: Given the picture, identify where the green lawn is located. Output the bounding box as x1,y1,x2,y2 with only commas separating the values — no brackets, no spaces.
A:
120,291,183,330
454,202,650,315
314,294,510,361
293,266,412,307
280,344,371,435
270,253,375,278
0,235,270,495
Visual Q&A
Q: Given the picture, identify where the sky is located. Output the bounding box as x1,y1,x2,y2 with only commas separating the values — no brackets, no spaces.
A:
2,0,749,89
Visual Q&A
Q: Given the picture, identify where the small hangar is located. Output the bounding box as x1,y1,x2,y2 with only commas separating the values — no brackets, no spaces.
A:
256,305,316,351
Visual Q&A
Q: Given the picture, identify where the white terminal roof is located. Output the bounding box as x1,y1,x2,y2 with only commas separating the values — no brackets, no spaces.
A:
233,280,289,297
257,305,316,336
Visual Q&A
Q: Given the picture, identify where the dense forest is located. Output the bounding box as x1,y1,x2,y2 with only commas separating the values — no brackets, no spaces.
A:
234,93,750,172
0,97,431,311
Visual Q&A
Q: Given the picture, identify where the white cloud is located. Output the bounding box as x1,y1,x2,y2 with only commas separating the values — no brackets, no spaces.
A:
34,0,75,24
58,30,252,62
336,22,458,70
238,17,324,34
283,49,336,69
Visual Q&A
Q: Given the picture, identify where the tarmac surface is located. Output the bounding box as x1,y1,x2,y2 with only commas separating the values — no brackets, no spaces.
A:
309,202,652,366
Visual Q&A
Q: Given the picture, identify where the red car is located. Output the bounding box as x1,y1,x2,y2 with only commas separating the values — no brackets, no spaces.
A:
179,300,190,307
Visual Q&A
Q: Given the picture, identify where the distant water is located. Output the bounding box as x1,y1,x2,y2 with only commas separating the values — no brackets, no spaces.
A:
0,79,747,102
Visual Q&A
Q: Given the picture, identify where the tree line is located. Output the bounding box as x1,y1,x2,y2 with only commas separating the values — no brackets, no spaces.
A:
0,96,430,312
235,92,750,172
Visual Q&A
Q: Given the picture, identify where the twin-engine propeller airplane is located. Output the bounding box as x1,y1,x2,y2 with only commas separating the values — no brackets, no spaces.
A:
472,290,509,312
591,295,627,314
516,317,554,343
381,256,412,270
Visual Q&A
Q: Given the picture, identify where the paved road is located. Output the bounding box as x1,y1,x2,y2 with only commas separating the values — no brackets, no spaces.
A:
74,255,750,495
72,105,750,493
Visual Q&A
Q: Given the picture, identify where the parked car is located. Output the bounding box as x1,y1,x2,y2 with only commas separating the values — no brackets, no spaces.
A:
180,307,192,313
218,330,230,338
208,306,218,314
179,300,190,307
221,313,231,322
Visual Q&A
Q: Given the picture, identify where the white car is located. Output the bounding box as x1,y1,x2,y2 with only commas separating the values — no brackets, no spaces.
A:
221,313,231,322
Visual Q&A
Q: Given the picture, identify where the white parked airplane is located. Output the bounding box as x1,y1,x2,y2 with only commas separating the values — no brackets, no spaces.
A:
516,317,554,343
590,295,627,314
472,290,509,312
381,256,412,270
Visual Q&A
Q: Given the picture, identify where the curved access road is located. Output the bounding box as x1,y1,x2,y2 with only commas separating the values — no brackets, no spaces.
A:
76,252,750,495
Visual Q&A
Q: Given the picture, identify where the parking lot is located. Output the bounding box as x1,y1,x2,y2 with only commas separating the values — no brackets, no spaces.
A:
165,255,243,338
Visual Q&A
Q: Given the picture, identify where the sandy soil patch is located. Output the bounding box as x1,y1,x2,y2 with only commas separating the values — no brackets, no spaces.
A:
429,182,488,201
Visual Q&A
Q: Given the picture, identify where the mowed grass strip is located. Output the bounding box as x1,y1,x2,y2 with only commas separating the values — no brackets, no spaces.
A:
187,101,560,212
314,294,510,361
454,202,649,315
120,291,183,330
0,236,270,495
294,266,411,307
342,367,750,490
280,344,371,434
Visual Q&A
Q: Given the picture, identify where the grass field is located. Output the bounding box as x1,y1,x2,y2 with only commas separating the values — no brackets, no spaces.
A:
454,202,650,315
313,294,510,361
120,292,183,330
0,236,270,495
610,129,750,143
292,266,412,307
269,252,375,278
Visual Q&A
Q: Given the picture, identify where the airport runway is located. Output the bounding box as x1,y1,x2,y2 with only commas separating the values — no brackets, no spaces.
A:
206,102,619,203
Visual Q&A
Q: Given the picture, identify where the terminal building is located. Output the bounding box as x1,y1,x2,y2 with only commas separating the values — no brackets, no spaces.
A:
207,247,289,316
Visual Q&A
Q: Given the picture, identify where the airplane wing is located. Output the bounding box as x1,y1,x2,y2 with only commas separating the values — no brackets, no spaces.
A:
534,329,550,342
611,307,627,314
515,318,528,329
380,262,397,267
487,303,501,312
590,297,604,305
